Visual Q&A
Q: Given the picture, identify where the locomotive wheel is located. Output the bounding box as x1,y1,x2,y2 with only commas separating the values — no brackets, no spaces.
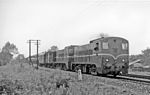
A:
82,65,86,73
101,74,107,77
72,64,75,71
56,64,61,70
90,65,96,74
97,72,107,76
60,64,63,70
113,74,117,77
86,66,90,74
75,65,81,72
62,64,67,71
72,64,77,72
112,72,118,77
100,70,107,76
97,72,101,76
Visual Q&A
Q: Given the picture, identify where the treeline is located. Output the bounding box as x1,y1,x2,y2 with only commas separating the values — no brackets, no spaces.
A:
130,48,150,66
0,42,25,65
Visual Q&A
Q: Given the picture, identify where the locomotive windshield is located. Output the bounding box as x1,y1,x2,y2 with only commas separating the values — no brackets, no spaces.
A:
102,42,109,49
122,43,128,50
94,43,99,51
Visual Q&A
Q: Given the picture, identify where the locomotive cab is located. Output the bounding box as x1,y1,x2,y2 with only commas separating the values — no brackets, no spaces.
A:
90,37,129,77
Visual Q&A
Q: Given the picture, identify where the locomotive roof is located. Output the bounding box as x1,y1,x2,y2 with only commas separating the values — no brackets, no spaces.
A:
90,36,128,43
64,45,79,48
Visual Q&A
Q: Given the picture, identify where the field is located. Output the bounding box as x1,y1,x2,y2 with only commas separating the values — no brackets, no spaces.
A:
0,63,149,95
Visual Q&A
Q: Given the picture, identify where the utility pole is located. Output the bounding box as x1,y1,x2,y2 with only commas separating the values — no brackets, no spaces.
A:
29,40,32,65
27,40,40,69
27,40,32,66
36,40,40,69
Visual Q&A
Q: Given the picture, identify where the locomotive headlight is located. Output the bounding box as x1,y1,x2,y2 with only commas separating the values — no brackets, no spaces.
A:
122,59,125,62
105,58,109,62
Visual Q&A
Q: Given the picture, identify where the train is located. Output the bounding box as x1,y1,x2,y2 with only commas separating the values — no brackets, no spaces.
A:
32,36,129,77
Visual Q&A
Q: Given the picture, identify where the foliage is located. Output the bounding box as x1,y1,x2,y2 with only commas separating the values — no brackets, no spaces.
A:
141,48,150,57
99,33,109,38
0,63,140,95
130,47,150,65
50,46,58,51
15,54,25,61
0,52,12,65
11,54,26,65
0,42,19,65
2,42,18,54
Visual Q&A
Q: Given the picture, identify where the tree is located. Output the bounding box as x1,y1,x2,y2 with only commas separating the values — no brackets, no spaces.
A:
0,42,19,65
141,47,150,65
16,54,25,61
12,54,25,64
99,33,109,38
0,52,13,65
50,46,58,51
141,47,150,57
129,47,150,66
2,42,18,54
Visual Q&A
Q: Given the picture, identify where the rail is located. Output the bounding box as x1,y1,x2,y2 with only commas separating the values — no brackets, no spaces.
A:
39,66,150,84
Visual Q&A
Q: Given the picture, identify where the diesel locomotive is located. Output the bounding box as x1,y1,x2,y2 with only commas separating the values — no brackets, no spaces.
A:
37,36,129,77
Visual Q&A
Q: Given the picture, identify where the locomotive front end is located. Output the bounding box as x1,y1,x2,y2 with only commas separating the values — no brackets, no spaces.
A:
100,37,129,76
116,54,129,75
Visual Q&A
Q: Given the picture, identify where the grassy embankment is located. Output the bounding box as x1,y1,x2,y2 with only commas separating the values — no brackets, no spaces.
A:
0,63,136,95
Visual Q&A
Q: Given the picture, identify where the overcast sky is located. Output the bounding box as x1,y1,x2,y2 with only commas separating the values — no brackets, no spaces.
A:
1,0,150,56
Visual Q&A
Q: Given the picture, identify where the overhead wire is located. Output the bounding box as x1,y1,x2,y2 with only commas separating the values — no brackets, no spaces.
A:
77,0,150,17
77,0,106,17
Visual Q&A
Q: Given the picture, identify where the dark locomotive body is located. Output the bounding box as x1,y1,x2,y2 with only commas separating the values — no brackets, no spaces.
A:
38,37,129,76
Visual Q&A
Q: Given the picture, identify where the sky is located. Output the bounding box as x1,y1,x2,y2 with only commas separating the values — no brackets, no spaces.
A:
1,0,150,57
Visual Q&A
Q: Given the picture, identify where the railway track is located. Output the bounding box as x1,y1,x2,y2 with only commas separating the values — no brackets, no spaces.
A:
124,74,150,80
38,66,150,84
117,74,150,84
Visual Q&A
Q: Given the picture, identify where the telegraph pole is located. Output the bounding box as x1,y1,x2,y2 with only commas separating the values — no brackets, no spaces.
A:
27,40,32,66
29,40,32,65
36,40,40,69
27,40,40,69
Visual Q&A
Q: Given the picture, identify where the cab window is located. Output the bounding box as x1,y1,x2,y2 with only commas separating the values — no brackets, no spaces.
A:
122,43,128,50
94,43,99,51
102,42,109,49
